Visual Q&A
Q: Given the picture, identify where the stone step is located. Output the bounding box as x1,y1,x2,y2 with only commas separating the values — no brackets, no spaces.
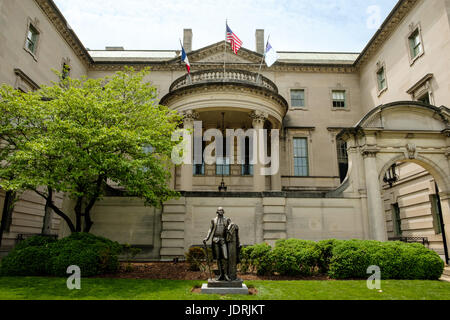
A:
440,275,450,283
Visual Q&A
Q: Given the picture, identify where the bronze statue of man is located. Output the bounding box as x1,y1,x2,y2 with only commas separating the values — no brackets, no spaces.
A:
203,207,232,281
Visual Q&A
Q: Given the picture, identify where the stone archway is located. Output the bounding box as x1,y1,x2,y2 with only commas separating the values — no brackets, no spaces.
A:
339,101,450,261
378,156,450,262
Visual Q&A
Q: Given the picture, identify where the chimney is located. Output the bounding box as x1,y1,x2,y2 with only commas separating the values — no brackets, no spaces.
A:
183,29,193,52
255,29,264,54
105,46,124,51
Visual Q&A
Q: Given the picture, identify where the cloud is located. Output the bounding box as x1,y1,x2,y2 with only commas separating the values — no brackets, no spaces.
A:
54,0,398,52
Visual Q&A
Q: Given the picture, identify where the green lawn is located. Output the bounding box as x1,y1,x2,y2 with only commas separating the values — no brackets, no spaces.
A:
0,277,449,300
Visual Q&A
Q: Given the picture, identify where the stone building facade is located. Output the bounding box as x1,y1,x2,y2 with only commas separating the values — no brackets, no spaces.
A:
0,0,449,263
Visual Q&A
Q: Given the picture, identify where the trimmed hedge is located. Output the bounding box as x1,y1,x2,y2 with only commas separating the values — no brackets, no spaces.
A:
328,240,444,280
271,239,320,276
0,233,122,277
239,239,444,280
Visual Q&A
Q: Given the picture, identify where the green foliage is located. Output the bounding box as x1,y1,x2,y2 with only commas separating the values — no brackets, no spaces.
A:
239,243,273,276
0,233,121,277
328,240,444,280
14,235,57,251
185,247,212,272
0,68,182,233
315,239,341,273
0,246,50,276
238,239,444,280
272,239,320,276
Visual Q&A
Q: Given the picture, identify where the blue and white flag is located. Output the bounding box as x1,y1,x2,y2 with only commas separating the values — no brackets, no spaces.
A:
265,41,279,67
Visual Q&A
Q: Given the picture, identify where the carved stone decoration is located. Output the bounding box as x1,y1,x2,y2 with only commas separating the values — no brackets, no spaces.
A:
182,110,199,126
249,110,268,128
445,147,450,160
361,146,380,158
405,143,417,159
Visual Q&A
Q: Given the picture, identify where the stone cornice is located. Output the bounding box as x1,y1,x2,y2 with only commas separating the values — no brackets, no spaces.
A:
160,82,289,119
85,0,419,74
361,146,381,158
39,0,419,75
354,0,419,69
34,0,93,67
89,62,356,73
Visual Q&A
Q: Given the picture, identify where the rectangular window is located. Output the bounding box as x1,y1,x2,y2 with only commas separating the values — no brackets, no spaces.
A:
409,29,422,59
293,138,309,177
241,137,253,176
332,90,346,108
193,140,206,176
392,203,402,237
216,157,230,176
291,89,305,108
377,67,386,91
25,24,39,54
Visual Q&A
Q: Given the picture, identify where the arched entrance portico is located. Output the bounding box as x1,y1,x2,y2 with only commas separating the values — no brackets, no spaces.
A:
339,102,450,263
160,69,288,193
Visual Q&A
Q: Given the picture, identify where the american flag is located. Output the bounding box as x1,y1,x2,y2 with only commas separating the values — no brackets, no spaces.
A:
226,23,243,54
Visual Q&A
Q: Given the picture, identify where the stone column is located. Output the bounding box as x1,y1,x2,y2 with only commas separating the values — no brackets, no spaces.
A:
271,130,282,192
250,111,268,192
362,147,387,241
180,110,198,192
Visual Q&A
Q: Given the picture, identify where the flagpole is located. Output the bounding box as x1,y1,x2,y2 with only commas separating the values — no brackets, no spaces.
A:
180,39,192,83
256,34,269,84
224,19,227,77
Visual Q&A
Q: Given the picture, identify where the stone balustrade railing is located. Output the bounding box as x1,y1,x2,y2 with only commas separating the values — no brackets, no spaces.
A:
169,69,278,93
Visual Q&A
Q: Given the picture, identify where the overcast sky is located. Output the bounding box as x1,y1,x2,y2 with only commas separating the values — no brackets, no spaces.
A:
54,0,399,52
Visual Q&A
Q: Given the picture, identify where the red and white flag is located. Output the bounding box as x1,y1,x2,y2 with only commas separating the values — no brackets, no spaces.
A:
181,44,191,74
226,23,243,54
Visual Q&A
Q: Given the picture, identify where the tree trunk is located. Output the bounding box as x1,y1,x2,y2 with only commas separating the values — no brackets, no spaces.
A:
82,175,104,233
42,187,54,235
74,197,83,233
0,191,16,248
33,189,76,233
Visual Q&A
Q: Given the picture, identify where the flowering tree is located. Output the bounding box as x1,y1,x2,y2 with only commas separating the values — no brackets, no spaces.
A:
0,68,181,233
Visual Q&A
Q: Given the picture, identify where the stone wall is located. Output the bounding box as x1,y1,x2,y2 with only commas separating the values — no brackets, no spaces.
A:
82,194,366,261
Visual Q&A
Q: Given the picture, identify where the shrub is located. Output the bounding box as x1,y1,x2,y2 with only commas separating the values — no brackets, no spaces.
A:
47,233,122,277
0,232,122,277
239,243,273,276
328,240,444,280
14,235,57,251
0,246,50,276
185,246,212,272
315,239,341,273
272,239,320,276
250,243,274,276
239,246,253,274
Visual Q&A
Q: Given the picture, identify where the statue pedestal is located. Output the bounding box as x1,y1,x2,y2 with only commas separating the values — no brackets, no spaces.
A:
201,279,249,295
